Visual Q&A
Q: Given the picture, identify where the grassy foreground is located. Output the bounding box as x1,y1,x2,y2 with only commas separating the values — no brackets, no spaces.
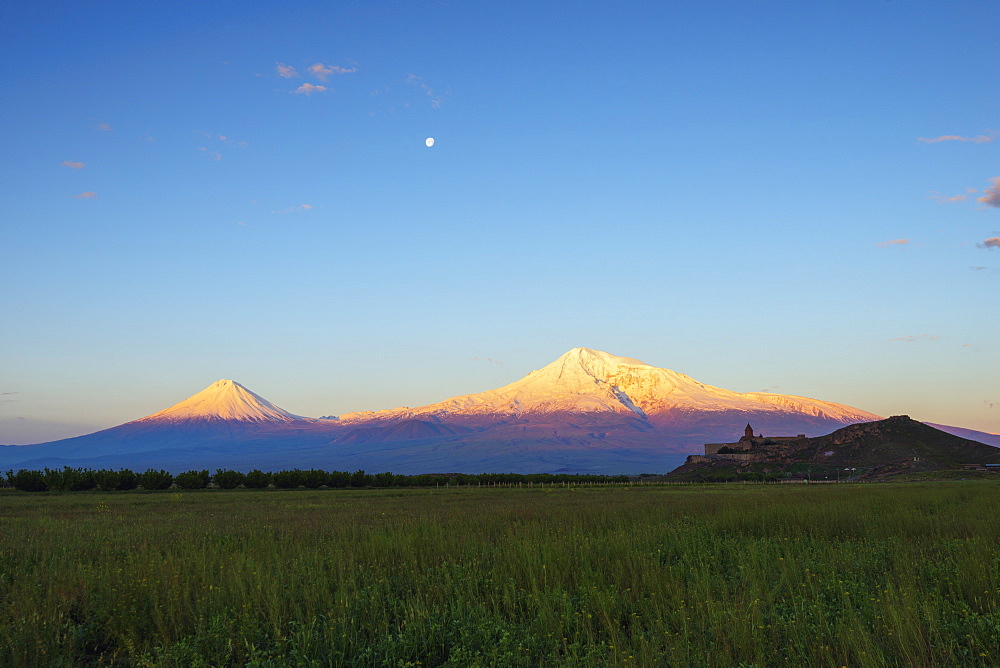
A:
1,483,998,666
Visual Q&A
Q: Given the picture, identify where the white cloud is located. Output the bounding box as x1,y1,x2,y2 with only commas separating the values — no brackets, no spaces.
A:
928,191,972,203
293,83,327,95
60,161,85,169
890,334,940,342
272,204,314,213
977,177,1000,208
276,62,298,78
406,73,444,108
196,131,248,150
918,133,995,144
95,122,112,132
307,62,357,81
198,147,222,161
74,191,97,199
876,239,910,248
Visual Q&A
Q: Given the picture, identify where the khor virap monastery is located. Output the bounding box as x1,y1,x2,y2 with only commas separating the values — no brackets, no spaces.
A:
702,424,807,462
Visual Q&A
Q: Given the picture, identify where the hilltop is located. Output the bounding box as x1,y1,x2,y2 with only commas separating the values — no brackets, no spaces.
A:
667,416,1000,482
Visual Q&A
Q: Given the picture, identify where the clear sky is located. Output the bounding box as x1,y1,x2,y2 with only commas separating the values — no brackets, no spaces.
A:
2,0,998,444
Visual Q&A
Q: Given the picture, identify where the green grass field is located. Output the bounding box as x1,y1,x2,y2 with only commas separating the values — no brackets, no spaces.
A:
2,483,998,666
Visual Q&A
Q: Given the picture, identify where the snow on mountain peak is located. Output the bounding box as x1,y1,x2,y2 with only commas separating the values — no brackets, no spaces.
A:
560,347,651,368
136,379,301,424
337,347,882,425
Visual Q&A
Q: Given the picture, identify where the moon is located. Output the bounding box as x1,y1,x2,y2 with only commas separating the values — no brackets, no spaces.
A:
425,137,435,147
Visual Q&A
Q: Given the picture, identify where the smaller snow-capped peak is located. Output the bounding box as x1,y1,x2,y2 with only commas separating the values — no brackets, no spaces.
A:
136,379,301,424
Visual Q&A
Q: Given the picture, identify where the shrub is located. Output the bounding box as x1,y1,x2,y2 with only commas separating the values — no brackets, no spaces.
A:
174,470,210,490
93,469,121,491
8,469,48,492
272,470,304,489
138,469,173,490
116,469,139,490
213,469,245,489
300,469,329,489
243,469,271,489
327,470,351,488
372,472,396,487
42,467,97,492
71,469,98,491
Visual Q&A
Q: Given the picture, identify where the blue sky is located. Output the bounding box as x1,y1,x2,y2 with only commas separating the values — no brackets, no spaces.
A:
2,0,998,443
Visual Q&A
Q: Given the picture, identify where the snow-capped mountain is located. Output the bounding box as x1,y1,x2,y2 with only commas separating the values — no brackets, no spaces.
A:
339,347,879,426
0,380,329,471
1,349,994,474
136,379,302,424
324,347,888,473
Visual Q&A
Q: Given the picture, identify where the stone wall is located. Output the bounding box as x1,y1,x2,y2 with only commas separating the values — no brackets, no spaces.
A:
716,452,760,463
704,442,751,456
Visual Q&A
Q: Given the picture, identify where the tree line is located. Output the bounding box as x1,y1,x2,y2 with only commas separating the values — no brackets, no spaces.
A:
3,466,632,492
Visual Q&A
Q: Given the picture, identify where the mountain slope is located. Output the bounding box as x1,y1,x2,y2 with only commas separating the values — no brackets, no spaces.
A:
3,350,992,476
136,379,302,424
668,416,1000,480
925,423,1000,448
0,380,328,466
339,347,879,426
319,347,887,473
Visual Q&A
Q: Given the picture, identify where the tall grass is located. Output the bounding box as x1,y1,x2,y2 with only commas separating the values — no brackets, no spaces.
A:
1,483,998,666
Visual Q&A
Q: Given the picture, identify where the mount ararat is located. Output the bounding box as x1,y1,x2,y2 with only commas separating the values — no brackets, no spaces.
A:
3,348,996,474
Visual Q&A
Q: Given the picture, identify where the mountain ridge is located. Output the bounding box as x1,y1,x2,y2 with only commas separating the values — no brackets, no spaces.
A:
1,348,995,474
336,347,881,426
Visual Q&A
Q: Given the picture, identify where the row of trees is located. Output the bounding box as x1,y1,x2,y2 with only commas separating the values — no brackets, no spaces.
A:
4,466,632,492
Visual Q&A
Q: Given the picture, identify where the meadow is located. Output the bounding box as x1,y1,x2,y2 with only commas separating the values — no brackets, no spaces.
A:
1,483,998,666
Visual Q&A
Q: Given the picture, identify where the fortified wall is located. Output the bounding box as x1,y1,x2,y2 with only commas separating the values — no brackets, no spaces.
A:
703,424,806,461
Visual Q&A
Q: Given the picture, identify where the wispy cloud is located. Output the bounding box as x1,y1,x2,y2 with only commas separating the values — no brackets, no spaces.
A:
293,83,327,95
977,177,1000,208
276,62,298,78
979,237,1000,249
929,188,976,203
406,73,444,109
196,131,248,152
890,334,940,342
60,160,85,169
307,62,357,81
198,147,222,161
199,131,230,143
272,204,314,213
94,122,112,132
877,239,910,248
918,133,995,144
74,192,97,199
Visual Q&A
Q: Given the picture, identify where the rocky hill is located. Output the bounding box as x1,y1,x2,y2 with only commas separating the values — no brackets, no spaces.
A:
668,416,1000,481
